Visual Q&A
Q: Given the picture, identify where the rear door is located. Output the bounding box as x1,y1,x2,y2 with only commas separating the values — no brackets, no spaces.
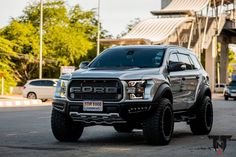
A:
28,80,44,98
40,80,57,99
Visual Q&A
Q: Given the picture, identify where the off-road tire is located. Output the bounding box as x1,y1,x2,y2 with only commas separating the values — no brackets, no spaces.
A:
51,109,84,142
143,98,174,145
113,123,134,133
189,96,213,135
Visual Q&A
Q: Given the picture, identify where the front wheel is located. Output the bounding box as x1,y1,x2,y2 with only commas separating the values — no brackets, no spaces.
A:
189,96,213,135
51,109,84,142
225,96,228,100
143,98,174,145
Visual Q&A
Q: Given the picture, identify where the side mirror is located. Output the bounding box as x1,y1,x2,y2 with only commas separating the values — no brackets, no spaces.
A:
79,61,90,69
168,62,186,72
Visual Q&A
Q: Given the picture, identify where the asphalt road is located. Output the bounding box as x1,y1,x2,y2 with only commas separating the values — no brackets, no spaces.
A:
0,96,236,157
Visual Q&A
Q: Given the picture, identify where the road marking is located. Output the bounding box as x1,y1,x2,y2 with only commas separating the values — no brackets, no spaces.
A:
38,116,50,119
6,134,17,137
0,99,51,108
28,131,38,134
98,147,131,152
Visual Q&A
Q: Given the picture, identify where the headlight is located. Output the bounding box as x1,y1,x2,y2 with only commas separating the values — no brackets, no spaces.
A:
127,81,146,100
54,79,69,98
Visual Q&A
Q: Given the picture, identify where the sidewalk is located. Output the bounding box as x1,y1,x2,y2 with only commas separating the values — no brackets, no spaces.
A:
0,93,223,108
0,95,44,108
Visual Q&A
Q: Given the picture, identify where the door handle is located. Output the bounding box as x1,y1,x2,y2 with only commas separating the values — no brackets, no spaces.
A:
196,75,200,80
182,77,186,81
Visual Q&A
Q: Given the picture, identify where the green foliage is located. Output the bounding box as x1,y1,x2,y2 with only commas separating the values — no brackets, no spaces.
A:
0,0,107,85
227,48,236,76
0,36,17,93
228,48,235,63
1,21,40,84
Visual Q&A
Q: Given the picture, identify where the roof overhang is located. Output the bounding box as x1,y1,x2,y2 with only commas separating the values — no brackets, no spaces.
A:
101,17,194,45
100,38,151,45
151,10,195,16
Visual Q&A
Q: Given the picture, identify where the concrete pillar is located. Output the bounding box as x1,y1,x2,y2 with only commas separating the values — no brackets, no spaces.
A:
220,42,229,83
161,0,172,9
205,36,217,91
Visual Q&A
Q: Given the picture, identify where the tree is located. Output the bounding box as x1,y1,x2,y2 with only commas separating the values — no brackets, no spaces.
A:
1,0,105,85
0,36,17,93
1,20,40,84
228,48,236,76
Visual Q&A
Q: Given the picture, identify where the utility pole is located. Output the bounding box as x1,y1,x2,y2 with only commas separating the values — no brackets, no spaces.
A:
97,0,101,56
39,0,43,79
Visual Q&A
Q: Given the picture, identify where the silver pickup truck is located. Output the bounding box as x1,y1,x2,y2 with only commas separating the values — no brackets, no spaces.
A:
51,45,213,145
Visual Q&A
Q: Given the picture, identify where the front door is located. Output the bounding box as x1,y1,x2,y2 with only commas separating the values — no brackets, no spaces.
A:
168,52,187,111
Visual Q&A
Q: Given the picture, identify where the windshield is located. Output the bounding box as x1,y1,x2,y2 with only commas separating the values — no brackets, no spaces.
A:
89,48,165,68
229,81,236,87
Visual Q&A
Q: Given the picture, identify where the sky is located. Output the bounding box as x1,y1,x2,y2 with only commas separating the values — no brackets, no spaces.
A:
0,0,161,37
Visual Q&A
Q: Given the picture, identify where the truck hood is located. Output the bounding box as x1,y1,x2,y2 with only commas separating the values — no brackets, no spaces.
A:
71,68,160,80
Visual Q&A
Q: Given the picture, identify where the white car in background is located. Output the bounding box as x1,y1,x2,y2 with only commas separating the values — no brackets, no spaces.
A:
214,83,226,93
23,79,58,102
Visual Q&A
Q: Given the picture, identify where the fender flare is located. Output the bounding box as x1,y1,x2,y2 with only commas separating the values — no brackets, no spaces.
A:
189,84,212,111
153,83,173,105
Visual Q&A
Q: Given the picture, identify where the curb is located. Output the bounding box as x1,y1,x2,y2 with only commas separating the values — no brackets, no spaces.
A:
0,99,43,108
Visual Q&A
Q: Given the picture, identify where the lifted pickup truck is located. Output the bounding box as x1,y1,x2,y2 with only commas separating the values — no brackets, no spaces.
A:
51,45,213,145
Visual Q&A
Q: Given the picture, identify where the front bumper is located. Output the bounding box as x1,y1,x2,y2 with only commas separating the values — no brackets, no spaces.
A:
52,99,155,125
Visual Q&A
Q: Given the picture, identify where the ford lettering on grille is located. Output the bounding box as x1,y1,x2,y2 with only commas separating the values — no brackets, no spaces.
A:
70,87,118,94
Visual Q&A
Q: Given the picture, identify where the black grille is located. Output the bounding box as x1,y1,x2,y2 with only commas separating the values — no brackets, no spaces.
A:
68,79,123,101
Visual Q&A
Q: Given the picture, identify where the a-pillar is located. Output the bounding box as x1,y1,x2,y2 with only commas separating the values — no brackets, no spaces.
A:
205,36,217,91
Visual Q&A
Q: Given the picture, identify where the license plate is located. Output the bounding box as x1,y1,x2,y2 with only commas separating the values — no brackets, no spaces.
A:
83,101,103,112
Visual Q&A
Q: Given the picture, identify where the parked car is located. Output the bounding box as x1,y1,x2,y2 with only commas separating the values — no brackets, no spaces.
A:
23,79,58,102
214,83,226,93
224,81,236,100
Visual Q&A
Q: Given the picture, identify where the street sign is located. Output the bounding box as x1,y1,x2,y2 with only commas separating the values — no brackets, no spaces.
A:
60,66,75,76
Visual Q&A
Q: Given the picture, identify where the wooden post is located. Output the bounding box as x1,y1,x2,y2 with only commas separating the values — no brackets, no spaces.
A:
188,21,195,49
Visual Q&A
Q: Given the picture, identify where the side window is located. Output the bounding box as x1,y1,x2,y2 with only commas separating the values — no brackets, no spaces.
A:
169,53,179,66
29,81,41,86
177,54,192,70
190,54,201,69
42,80,55,86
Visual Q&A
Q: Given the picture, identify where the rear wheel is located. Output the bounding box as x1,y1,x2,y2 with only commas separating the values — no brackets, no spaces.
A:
27,92,37,99
143,98,174,145
113,123,134,133
51,109,84,142
190,96,213,135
